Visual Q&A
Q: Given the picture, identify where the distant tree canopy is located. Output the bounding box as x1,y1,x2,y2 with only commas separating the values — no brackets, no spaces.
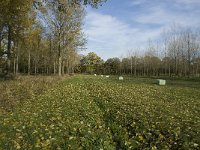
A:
81,52,102,65
79,25,200,78
80,52,103,74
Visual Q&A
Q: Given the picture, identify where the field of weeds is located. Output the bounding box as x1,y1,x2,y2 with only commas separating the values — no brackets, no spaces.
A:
0,75,199,149
0,76,65,112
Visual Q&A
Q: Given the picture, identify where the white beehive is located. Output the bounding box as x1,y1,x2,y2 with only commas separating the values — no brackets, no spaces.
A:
94,74,97,76
119,76,123,80
106,75,109,78
158,79,166,85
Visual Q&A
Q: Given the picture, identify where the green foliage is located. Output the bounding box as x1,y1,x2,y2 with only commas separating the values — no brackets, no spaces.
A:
0,0,91,76
81,52,102,65
0,75,200,149
80,52,103,74
104,57,121,74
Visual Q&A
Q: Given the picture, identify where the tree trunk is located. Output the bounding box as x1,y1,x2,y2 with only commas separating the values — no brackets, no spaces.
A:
16,41,19,75
168,64,171,77
34,63,37,74
47,67,49,75
7,25,12,74
58,31,62,76
196,63,199,77
62,61,65,75
175,57,177,76
134,57,137,76
187,34,191,78
13,58,16,74
28,50,31,75
0,27,2,58
67,60,70,74
130,56,133,75
58,56,62,76
54,61,56,74
16,55,19,75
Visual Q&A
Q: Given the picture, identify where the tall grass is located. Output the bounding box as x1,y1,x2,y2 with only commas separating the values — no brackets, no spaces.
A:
0,76,66,113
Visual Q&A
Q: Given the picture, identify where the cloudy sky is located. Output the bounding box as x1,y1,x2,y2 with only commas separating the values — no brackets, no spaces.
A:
81,0,200,60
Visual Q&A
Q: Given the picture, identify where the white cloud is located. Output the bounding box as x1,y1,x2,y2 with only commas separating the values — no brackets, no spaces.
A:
81,1,200,60
175,0,200,4
130,0,200,6
134,3,200,27
130,0,147,6
82,11,163,60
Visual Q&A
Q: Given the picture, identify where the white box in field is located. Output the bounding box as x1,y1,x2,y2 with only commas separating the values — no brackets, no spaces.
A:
158,79,166,85
119,76,123,80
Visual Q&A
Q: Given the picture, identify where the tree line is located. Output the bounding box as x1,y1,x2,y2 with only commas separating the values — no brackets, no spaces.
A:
1,1,199,78
0,0,105,78
79,25,200,78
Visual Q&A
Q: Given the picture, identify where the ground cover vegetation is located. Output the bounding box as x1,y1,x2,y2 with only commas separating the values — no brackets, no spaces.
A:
0,75,66,113
1,0,200,149
0,75,199,149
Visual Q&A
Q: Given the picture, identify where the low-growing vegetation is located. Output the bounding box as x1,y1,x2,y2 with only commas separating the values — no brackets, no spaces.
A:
0,75,200,149
0,76,65,112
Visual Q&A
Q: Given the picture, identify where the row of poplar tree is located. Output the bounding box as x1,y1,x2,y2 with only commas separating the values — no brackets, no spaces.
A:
1,1,199,78
80,25,200,78
0,0,104,77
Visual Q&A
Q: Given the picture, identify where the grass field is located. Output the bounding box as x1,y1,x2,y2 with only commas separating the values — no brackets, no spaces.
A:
0,75,200,149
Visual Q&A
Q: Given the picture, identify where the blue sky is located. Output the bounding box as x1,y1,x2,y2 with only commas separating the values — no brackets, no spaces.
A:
81,0,200,60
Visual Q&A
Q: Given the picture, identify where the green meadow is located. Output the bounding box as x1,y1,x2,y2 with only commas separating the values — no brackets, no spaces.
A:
0,75,200,149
